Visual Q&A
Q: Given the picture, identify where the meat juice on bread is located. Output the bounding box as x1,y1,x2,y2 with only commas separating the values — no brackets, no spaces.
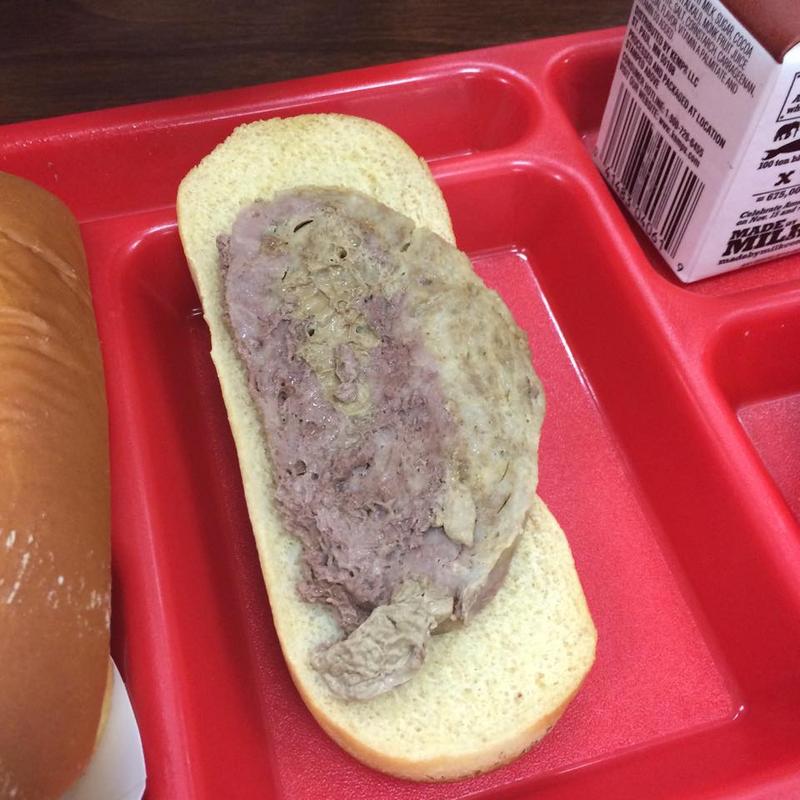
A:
177,114,596,780
0,173,112,799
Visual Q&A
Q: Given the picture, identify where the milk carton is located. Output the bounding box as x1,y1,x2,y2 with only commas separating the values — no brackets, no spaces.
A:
595,0,800,281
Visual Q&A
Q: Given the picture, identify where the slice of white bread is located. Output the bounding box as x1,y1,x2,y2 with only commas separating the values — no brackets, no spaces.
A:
177,113,596,781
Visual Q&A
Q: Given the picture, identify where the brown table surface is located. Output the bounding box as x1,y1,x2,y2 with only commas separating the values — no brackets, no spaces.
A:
1,0,629,126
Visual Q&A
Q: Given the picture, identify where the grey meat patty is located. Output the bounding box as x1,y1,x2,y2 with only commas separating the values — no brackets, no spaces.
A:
220,187,544,700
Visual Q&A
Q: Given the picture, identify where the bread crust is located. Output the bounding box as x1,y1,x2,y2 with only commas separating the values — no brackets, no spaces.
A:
0,173,111,800
306,680,583,781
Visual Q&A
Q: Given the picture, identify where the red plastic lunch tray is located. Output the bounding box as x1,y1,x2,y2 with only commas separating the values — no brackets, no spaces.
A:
5,25,800,800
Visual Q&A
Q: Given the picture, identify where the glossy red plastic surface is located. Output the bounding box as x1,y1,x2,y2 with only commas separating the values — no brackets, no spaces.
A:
5,26,800,800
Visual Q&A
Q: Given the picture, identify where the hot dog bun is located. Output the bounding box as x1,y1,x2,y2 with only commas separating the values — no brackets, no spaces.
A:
0,173,112,799
177,114,596,780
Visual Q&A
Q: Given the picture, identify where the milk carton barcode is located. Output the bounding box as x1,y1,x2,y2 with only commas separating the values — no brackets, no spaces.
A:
601,85,705,258
595,0,800,282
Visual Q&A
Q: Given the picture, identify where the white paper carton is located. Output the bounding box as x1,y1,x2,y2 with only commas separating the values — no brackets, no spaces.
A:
595,0,800,282
62,661,146,800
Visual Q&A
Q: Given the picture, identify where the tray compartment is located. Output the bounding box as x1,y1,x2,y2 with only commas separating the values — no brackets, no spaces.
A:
710,296,800,524
741,393,800,520
0,66,535,224
81,158,752,798
548,40,620,143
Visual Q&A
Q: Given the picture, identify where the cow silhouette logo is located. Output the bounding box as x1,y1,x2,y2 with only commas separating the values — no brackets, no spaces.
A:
766,120,800,159
765,139,800,160
775,122,800,142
